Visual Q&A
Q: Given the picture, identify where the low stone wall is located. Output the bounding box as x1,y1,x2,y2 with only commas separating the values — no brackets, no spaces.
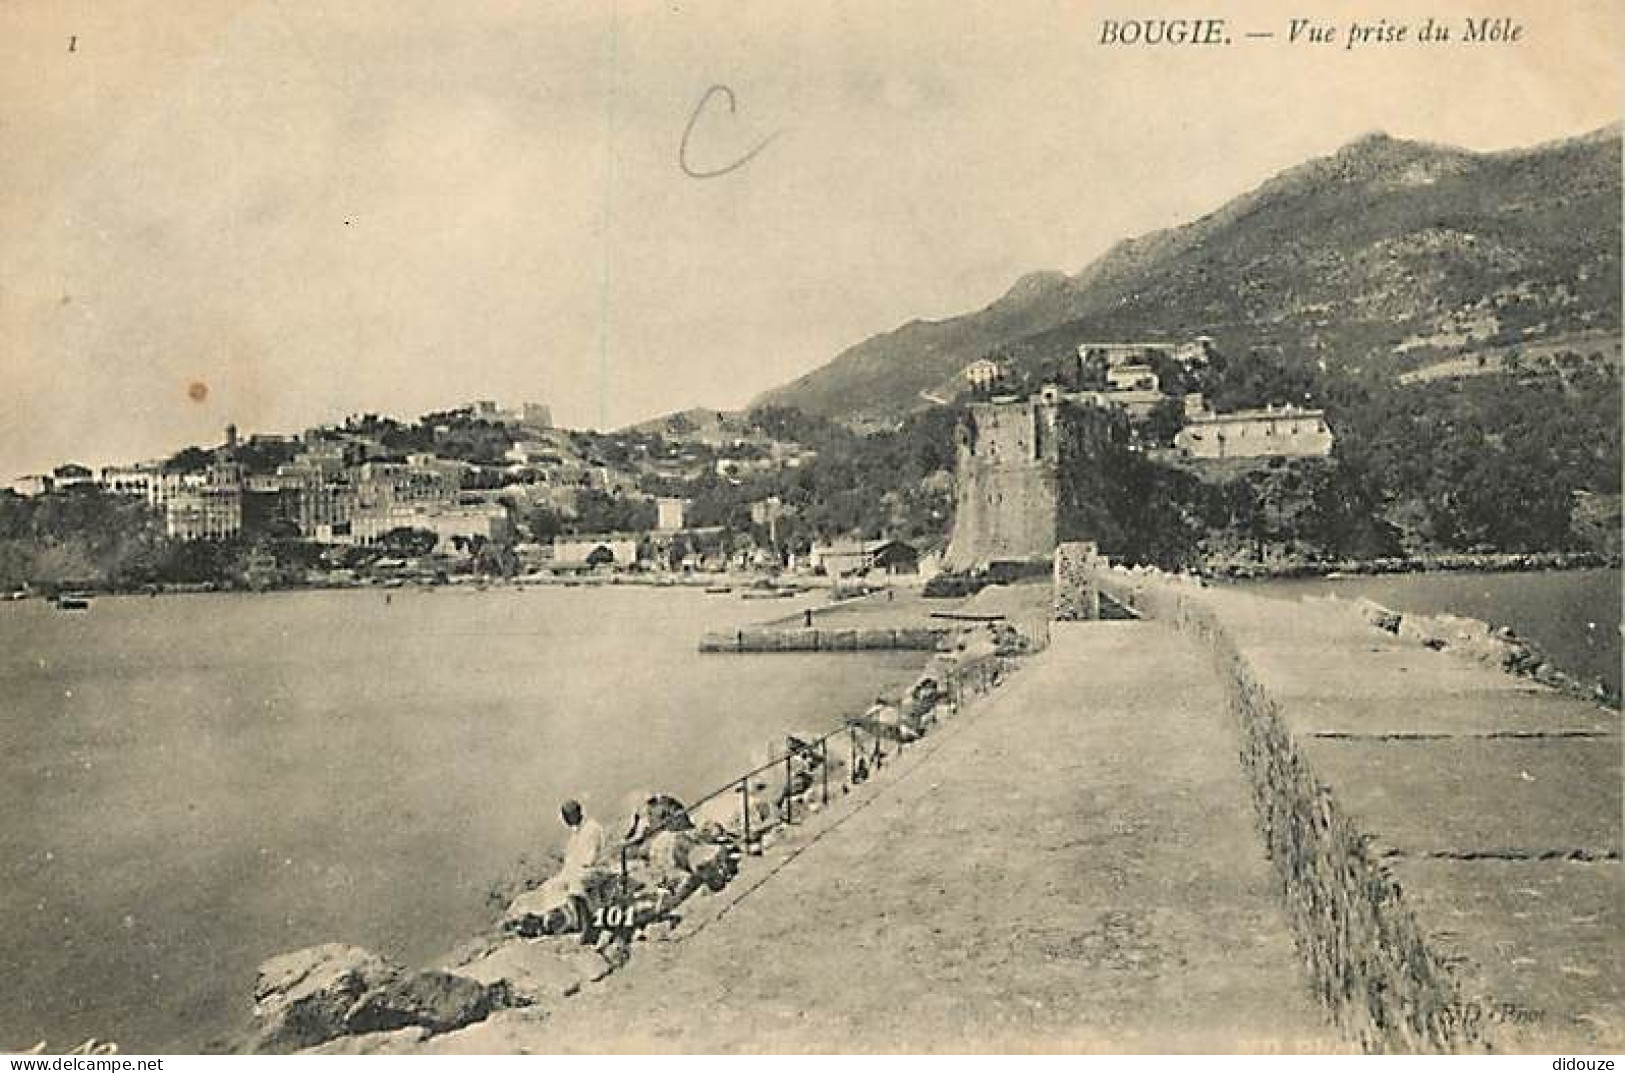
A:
1052,542,1101,621
1099,572,1478,1050
698,626,950,653
1084,566,1621,1053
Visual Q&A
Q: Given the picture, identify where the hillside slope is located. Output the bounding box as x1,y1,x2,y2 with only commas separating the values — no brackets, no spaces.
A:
756,126,1621,423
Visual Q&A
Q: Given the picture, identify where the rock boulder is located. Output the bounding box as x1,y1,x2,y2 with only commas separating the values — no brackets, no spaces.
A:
344,969,505,1036
454,939,613,1005
252,943,401,1054
302,1027,429,1055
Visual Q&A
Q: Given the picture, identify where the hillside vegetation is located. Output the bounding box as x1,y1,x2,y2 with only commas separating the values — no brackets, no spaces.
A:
757,126,1620,424
751,125,1620,567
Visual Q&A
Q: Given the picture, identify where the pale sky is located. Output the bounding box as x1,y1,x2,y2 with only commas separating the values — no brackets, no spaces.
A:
1,0,1618,477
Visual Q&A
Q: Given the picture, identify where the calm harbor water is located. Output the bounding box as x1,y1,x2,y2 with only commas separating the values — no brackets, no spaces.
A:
1244,568,1621,695
0,586,925,1052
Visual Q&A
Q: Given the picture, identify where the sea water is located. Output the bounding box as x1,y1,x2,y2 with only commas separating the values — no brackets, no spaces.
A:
1245,568,1621,694
0,585,925,1051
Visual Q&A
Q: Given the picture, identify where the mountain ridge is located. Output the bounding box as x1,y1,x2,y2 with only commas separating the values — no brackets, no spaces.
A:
754,124,1621,423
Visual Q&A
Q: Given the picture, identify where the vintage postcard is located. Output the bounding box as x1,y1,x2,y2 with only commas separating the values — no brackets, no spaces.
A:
0,0,1619,1057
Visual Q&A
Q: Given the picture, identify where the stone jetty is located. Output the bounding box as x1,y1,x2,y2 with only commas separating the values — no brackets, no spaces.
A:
422,617,1334,1052
1093,563,1621,1052
246,566,1619,1054
698,625,949,652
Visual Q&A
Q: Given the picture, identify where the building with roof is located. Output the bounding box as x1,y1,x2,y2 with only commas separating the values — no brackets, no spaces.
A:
1174,403,1334,460
810,539,919,577
10,474,52,496
964,358,1004,392
100,462,164,499
655,497,688,532
1076,337,1215,370
51,463,95,489
1105,364,1159,393
350,502,509,548
156,465,244,540
552,534,639,570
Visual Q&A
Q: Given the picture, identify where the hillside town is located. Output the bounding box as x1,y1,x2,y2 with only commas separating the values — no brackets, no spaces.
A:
3,390,935,590
7,321,1618,598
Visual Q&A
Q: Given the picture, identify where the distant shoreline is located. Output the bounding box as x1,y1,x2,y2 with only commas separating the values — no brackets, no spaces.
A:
1198,549,1619,581
5,571,843,603
6,550,1619,603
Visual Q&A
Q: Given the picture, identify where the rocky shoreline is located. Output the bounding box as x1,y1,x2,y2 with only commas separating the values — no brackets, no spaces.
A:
1344,598,1620,708
1200,549,1619,581
238,615,1036,1055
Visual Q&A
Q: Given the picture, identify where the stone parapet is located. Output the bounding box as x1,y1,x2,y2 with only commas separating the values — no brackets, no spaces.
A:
1052,541,1102,621
1083,566,1622,1052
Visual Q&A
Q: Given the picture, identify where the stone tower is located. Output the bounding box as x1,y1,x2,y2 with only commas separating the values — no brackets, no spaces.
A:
942,394,1064,572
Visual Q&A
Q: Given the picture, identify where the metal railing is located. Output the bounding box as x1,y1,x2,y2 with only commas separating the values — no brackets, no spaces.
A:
599,648,1013,929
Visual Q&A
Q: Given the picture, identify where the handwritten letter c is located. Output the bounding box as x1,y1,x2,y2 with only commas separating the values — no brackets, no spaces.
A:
679,84,780,179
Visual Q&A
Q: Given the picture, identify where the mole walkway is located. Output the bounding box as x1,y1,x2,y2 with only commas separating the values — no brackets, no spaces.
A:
432,621,1336,1053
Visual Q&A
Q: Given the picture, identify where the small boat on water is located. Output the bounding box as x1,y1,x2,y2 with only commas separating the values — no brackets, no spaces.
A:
55,592,92,611
704,585,733,595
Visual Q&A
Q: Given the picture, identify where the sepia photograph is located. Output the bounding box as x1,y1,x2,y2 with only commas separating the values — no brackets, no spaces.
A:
0,0,1619,1059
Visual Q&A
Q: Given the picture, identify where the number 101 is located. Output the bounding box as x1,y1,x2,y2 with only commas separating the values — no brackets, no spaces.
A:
592,905,635,929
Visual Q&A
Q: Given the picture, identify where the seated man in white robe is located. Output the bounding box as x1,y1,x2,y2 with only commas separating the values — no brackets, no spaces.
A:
549,798,607,899
504,798,609,935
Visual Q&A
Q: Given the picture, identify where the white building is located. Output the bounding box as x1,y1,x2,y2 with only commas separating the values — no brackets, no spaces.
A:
552,534,639,570
467,399,551,428
1174,336,1217,366
100,462,163,499
156,465,244,539
502,402,552,429
10,475,52,496
350,502,508,548
1078,337,1215,372
353,459,459,513
749,496,784,527
1175,404,1334,460
964,359,1003,391
1105,364,1159,393
656,497,688,532
51,464,95,489
289,445,348,478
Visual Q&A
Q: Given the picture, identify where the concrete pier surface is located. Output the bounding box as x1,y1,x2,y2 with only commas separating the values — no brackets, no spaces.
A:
1097,572,1622,1051
425,621,1334,1053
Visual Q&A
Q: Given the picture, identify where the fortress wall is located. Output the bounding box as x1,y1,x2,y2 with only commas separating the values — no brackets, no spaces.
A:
943,460,1056,571
1069,556,1622,1052
944,401,1060,572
